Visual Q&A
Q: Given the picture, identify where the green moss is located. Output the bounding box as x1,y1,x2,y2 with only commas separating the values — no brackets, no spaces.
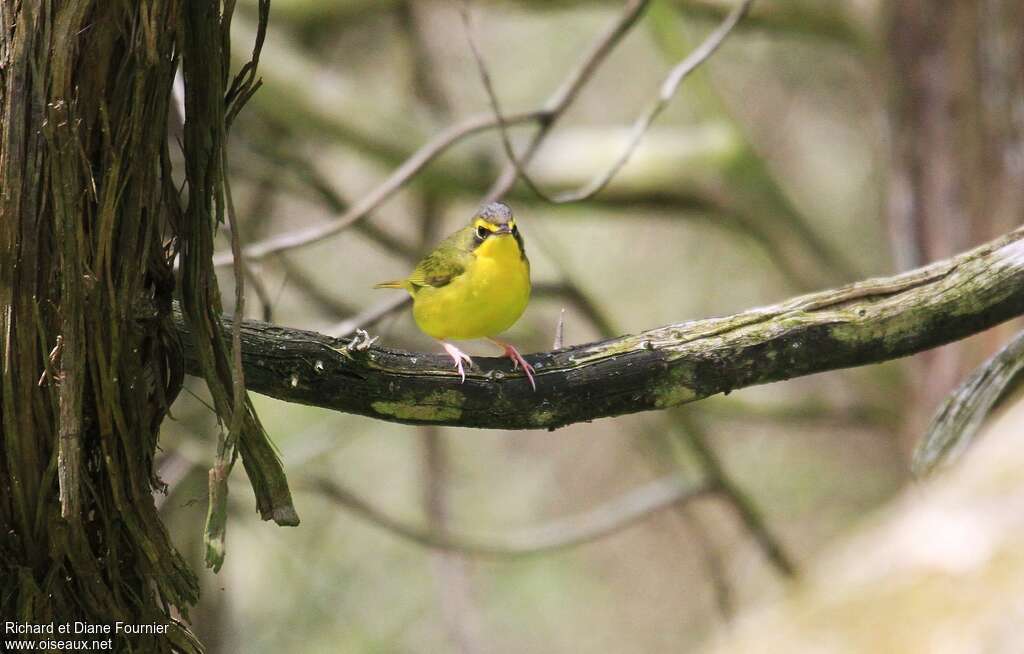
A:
530,409,556,426
830,321,876,345
371,390,464,421
655,384,698,408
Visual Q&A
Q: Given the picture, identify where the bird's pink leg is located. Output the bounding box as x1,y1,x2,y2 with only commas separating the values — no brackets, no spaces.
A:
488,338,536,390
440,341,473,383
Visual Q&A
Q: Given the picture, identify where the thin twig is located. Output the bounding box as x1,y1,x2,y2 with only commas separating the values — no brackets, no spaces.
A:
553,308,566,350
678,509,734,621
223,0,271,440
222,147,247,443
225,0,270,129
675,413,795,577
327,293,410,338
277,255,360,319
239,256,273,323
212,110,548,267
303,474,711,558
233,151,284,323
251,141,423,261
465,0,755,203
481,0,653,202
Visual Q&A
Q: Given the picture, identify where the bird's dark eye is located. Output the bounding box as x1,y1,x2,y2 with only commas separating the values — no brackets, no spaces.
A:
475,225,489,240
511,224,519,236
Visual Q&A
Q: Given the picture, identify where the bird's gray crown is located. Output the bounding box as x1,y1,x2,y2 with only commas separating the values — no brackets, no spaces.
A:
477,202,513,225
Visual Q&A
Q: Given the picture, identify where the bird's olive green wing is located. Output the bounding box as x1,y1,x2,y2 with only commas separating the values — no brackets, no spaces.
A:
406,227,475,290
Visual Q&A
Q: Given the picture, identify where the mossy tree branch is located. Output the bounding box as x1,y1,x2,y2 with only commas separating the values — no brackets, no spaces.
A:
180,227,1024,430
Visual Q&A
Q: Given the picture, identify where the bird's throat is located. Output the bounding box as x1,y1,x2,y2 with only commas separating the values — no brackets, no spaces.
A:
476,233,524,263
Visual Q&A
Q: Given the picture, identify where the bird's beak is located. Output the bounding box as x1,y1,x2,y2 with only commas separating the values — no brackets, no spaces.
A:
495,225,512,235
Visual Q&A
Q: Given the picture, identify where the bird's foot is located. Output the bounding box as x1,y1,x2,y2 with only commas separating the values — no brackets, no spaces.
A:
347,328,379,352
489,338,536,391
440,341,474,383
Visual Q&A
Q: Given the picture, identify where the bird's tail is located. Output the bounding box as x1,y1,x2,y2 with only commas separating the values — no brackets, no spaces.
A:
373,280,406,290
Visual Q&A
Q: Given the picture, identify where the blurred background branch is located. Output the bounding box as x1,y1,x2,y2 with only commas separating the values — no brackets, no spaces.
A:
465,0,753,204
302,474,712,557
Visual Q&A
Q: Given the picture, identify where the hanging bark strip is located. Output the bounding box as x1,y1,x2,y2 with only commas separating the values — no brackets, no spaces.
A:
1,3,198,651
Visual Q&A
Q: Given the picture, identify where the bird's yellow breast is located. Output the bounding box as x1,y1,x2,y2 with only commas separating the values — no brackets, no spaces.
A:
412,234,530,341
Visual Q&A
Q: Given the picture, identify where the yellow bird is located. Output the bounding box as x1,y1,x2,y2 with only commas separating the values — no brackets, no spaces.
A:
374,202,535,389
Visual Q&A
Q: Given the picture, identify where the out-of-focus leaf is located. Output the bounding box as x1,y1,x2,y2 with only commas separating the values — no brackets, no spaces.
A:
913,329,1024,476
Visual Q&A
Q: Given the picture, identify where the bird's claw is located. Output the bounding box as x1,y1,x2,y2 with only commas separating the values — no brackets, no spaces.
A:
441,342,474,383
492,340,536,391
347,329,379,353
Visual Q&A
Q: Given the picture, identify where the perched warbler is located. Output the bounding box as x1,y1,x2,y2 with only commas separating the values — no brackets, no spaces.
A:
374,202,535,389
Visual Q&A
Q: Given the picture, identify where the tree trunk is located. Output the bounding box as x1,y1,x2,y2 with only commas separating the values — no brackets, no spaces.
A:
0,2,201,650
886,0,1024,443
0,3,295,651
